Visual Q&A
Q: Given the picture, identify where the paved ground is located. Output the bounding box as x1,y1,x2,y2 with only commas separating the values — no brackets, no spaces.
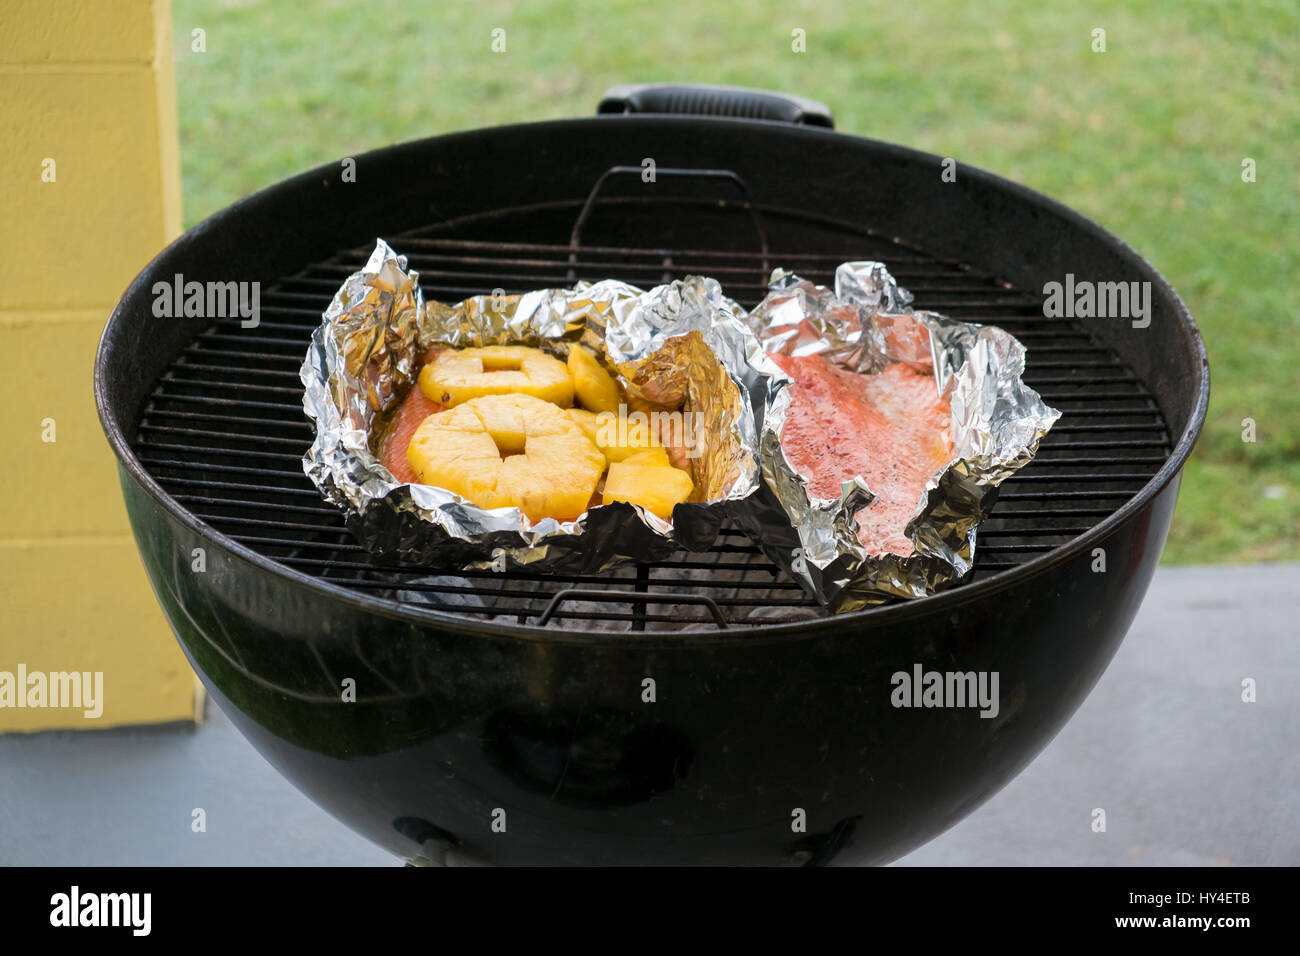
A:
1,564,1295,866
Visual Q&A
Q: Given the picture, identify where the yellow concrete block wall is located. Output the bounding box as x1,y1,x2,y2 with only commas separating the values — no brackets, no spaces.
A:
0,0,202,730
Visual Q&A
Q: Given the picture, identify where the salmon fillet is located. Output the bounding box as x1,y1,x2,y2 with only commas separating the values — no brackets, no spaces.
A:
380,386,443,483
772,353,954,556
378,346,448,483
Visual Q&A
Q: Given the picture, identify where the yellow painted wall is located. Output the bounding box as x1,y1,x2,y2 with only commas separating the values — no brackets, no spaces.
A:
0,0,203,730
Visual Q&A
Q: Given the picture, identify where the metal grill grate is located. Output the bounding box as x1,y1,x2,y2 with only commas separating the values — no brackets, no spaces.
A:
130,214,1172,631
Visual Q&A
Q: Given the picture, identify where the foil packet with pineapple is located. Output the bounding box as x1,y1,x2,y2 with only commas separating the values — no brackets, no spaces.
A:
301,239,768,573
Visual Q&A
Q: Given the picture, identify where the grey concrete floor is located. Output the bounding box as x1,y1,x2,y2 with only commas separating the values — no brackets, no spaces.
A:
1,563,1296,866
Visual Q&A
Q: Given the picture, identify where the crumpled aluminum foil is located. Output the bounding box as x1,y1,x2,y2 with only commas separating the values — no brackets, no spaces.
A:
735,261,1062,612
301,239,762,573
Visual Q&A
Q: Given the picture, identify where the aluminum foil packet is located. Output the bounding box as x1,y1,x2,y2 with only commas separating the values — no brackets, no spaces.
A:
301,239,763,573
735,261,1062,612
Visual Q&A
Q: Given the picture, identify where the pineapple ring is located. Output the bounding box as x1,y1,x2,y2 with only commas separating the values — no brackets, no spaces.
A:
406,393,605,523
418,345,574,408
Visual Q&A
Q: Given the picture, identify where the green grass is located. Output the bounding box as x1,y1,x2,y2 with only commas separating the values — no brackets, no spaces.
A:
173,0,1299,563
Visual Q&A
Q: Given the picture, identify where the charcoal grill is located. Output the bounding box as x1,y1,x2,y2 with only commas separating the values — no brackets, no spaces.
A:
95,85,1207,865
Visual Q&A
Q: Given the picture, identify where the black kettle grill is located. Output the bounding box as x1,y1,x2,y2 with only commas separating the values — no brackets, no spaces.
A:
95,85,1208,865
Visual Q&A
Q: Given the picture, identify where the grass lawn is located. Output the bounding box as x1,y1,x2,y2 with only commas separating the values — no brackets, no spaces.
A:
173,0,1298,563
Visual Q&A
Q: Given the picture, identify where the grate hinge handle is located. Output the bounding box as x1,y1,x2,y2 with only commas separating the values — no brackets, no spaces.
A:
537,588,730,629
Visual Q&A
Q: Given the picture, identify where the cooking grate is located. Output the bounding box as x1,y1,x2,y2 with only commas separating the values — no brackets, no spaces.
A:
129,205,1172,631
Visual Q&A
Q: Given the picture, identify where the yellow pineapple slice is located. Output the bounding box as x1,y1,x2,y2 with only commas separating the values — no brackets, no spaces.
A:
406,394,602,522
566,408,601,445
622,447,672,468
568,407,658,463
509,431,605,521
603,460,695,519
404,404,506,506
418,345,574,408
591,410,662,463
473,395,528,453
567,345,622,414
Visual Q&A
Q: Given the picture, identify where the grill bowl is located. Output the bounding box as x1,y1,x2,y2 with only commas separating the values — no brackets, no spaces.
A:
96,111,1207,865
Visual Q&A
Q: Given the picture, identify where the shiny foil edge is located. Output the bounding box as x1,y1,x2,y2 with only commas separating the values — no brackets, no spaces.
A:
301,239,764,575
737,260,1062,611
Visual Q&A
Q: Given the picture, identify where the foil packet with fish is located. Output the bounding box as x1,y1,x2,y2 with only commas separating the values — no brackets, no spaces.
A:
735,261,1062,612
300,239,765,573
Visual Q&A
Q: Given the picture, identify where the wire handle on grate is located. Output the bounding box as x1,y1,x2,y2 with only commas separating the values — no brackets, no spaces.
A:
537,588,730,629
567,165,771,284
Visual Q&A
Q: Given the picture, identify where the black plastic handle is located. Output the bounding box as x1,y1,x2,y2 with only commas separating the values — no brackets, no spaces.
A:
598,83,834,128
